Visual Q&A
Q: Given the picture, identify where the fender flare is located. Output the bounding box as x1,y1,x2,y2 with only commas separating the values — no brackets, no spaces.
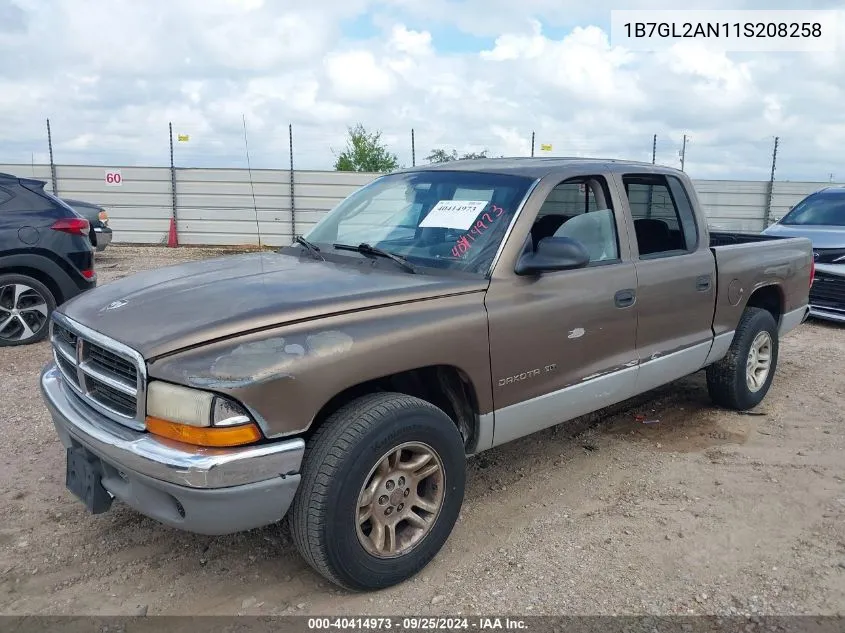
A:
0,251,77,303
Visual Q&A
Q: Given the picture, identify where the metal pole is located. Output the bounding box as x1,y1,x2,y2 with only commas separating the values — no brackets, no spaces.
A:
168,122,178,247
46,118,58,194
411,128,416,167
289,124,296,238
680,134,687,172
765,136,779,225
530,131,535,157
652,134,657,164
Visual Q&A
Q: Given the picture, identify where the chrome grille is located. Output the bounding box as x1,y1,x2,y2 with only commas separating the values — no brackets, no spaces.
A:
88,345,137,384
810,273,845,310
50,314,147,431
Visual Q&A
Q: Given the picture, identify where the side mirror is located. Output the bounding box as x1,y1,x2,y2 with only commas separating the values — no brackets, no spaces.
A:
515,236,590,276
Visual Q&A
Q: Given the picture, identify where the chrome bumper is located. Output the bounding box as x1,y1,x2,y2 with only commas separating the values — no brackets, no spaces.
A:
40,363,304,489
810,306,845,323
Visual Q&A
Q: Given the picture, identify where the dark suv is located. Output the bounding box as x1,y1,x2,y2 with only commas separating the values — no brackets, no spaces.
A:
0,173,97,346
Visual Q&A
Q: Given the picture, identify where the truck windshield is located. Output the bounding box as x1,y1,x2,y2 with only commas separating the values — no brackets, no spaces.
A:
304,170,536,275
780,192,845,227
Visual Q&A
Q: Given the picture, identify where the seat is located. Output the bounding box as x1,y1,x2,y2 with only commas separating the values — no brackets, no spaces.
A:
531,214,568,248
553,209,616,262
633,218,671,255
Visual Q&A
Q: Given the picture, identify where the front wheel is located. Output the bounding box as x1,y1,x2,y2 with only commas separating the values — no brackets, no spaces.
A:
0,274,56,346
290,393,467,591
706,307,779,410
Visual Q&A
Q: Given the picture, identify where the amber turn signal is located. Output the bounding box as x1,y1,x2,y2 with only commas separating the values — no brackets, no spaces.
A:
146,416,262,447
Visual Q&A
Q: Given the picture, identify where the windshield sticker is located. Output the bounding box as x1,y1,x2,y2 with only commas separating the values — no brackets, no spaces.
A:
419,200,491,230
451,205,506,258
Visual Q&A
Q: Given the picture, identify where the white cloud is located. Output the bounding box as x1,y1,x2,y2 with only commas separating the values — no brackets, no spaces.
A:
389,24,433,56
0,0,844,181
324,50,395,102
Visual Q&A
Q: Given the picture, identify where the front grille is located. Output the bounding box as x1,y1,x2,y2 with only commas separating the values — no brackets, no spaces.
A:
814,248,845,265
55,352,80,387
89,345,137,384
810,273,845,310
87,378,137,417
50,315,146,431
55,323,78,348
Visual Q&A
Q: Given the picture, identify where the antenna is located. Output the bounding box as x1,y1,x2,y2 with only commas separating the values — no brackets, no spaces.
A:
242,114,262,250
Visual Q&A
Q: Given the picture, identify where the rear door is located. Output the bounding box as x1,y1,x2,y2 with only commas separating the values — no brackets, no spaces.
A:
485,173,639,446
614,173,716,393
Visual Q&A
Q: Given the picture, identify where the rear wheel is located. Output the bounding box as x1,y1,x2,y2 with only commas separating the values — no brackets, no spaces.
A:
290,392,466,591
0,274,56,346
706,307,779,410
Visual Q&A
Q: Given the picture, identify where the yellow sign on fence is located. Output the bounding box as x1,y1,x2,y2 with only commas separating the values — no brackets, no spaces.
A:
177,134,190,142
540,143,552,152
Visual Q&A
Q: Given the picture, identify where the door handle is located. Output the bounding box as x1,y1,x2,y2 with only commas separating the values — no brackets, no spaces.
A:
696,275,712,292
614,289,636,308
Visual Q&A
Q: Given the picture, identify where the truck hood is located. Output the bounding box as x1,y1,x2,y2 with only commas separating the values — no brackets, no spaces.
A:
59,251,487,359
762,223,845,248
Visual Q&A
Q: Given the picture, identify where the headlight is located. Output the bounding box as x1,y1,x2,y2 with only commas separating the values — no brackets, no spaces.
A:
145,381,261,447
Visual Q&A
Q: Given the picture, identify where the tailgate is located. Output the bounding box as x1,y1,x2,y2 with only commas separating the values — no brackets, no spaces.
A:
710,235,813,336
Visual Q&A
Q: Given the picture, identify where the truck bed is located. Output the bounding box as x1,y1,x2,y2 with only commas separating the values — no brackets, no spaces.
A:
709,230,785,247
708,231,813,336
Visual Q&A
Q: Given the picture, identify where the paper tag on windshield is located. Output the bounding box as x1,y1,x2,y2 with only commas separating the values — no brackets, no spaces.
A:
418,200,490,230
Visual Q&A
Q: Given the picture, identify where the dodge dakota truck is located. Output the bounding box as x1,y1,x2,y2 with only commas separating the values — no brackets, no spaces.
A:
40,158,814,591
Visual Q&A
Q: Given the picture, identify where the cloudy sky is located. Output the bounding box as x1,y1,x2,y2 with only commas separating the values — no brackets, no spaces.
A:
1,0,843,181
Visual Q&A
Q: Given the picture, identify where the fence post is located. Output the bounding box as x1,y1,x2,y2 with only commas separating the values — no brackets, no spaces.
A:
652,134,657,164
167,122,179,247
46,118,58,195
289,123,296,239
530,131,535,157
764,136,779,227
411,128,416,167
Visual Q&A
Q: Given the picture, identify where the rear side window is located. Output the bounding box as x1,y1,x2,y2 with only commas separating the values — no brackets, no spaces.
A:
622,174,699,258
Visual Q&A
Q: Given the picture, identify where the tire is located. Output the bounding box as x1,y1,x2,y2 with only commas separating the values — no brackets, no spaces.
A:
706,307,779,410
290,392,466,591
0,274,56,347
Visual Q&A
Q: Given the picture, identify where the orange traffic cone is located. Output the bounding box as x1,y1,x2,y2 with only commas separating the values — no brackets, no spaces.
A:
167,216,178,248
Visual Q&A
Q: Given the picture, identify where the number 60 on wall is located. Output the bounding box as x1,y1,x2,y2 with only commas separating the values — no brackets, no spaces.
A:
105,170,122,186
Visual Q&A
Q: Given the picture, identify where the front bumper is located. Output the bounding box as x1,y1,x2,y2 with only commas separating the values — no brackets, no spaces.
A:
93,226,113,252
40,364,304,535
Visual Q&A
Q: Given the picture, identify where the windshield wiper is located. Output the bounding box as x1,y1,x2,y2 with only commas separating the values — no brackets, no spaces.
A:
293,235,324,260
333,242,416,274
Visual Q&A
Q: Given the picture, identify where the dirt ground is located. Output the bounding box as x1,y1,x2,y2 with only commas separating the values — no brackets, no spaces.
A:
1,245,844,616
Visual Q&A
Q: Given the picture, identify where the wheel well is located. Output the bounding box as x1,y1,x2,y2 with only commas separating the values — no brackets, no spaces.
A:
306,366,480,451
745,284,783,323
0,266,63,304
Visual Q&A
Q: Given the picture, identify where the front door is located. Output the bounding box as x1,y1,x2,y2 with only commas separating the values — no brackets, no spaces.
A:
614,172,717,394
485,174,639,447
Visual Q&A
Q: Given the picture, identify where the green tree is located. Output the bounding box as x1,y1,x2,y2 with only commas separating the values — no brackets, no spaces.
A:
426,148,459,163
333,123,399,172
425,148,489,163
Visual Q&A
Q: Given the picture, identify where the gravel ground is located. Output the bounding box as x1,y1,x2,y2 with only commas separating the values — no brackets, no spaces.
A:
1,245,844,616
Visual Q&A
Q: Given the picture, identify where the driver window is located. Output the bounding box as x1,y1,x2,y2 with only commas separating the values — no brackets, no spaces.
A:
530,176,620,264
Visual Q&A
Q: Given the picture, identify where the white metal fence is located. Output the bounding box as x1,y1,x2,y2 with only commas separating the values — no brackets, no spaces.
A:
1,163,840,246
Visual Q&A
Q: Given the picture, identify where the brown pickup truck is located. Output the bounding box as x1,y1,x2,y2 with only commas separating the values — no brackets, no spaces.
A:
40,158,814,591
